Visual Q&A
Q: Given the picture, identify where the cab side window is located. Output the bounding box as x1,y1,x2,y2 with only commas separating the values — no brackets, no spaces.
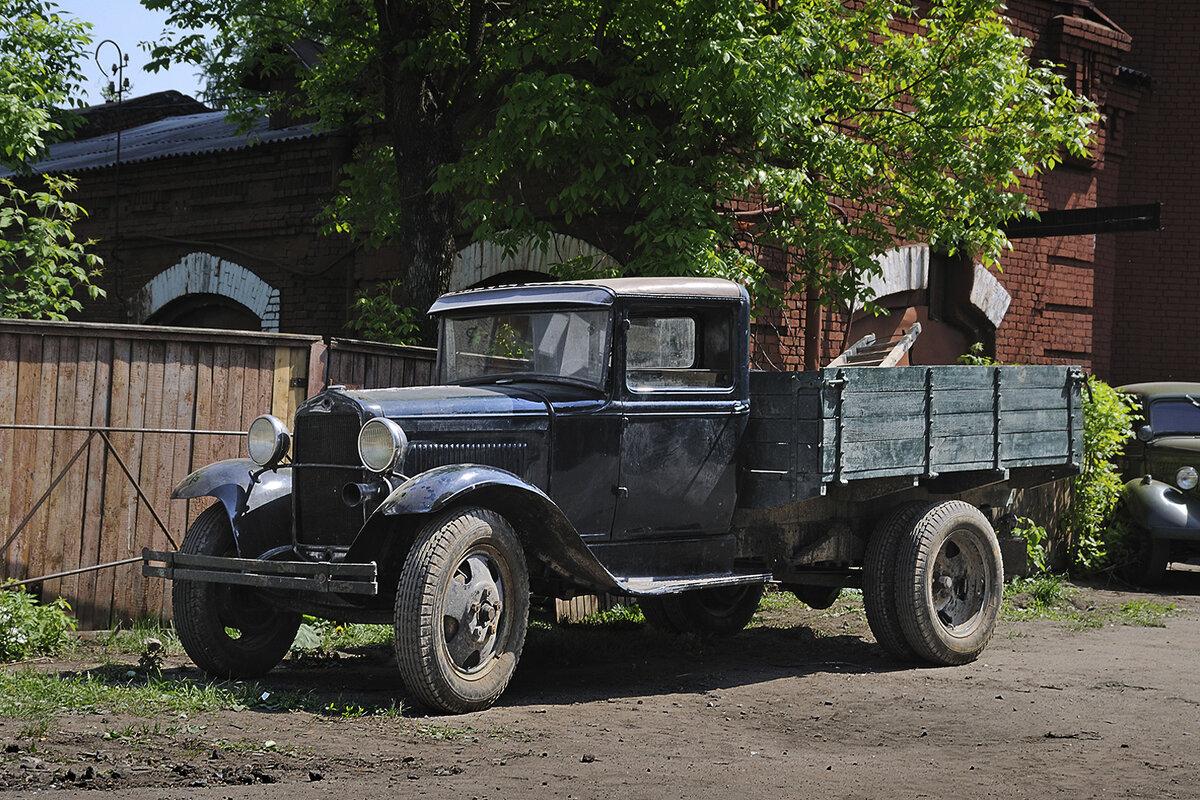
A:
626,307,733,391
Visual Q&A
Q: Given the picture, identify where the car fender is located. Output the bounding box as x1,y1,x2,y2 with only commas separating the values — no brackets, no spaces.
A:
347,464,624,594
1122,477,1200,539
171,458,293,557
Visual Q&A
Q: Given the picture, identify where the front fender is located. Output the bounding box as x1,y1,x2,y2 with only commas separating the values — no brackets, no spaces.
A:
171,458,293,557
347,464,623,594
1122,478,1200,540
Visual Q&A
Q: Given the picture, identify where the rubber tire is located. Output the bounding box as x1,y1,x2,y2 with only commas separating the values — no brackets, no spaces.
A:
394,507,529,714
172,504,302,678
787,584,842,610
863,502,936,660
894,501,1004,666
1116,506,1169,587
639,584,765,635
637,595,686,633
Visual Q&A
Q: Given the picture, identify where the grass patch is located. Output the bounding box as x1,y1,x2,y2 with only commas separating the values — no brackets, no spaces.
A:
1002,577,1178,630
0,663,407,728
96,618,182,657
1115,599,1177,627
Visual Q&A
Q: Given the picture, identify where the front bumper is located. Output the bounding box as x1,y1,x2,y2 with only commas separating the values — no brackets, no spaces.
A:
141,549,379,595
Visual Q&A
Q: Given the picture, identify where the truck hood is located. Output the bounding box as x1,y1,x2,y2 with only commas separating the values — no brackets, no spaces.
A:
340,384,552,419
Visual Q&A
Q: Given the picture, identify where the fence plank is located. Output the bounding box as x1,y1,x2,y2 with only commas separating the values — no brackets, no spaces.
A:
77,337,111,629
95,338,132,627
0,334,17,581
28,335,60,587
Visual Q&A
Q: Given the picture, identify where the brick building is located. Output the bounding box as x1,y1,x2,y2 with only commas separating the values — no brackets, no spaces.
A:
1094,1,1199,385
5,1,1182,380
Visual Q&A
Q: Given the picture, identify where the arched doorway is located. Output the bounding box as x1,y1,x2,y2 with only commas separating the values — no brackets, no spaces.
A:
134,252,280,331
846,245,1010,365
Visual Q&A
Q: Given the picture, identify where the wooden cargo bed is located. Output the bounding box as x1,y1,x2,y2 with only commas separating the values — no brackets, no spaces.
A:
742,365,1084,509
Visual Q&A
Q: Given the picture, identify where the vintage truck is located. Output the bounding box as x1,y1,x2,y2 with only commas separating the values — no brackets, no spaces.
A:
143,277,1082,713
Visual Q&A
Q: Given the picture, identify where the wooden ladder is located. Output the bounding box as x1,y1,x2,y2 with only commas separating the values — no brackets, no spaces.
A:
826,322,922,368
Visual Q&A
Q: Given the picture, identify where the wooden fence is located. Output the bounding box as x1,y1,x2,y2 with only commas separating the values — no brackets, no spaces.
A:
0,318,434,629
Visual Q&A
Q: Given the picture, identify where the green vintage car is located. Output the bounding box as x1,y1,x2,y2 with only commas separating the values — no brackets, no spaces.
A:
1114,382,1200,585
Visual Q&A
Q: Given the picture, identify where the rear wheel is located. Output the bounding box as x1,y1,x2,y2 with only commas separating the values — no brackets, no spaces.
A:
172,505,301,678
863,502,935,659
640,584,764,635
394,507,529,714
894,501,1003,665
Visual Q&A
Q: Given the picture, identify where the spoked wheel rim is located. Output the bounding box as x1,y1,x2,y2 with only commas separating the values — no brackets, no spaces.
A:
930,529,991,637
439,544,511,678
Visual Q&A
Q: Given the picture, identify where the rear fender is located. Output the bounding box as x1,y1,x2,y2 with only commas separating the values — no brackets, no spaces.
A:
171,458,293,557
346,464,622,593
1122,478,1200,539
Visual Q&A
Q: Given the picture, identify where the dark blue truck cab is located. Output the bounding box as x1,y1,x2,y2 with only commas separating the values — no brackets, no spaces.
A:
145,278,1082,713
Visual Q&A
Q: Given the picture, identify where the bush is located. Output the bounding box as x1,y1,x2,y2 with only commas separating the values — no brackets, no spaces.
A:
1060,376,1139,573
346,279,420,345
0,585,77,661
1010,516,1049,575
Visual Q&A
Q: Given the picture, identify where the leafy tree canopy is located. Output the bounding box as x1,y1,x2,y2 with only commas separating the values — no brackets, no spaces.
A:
0,0,104,320
0,0,91,168
145,0,1096,322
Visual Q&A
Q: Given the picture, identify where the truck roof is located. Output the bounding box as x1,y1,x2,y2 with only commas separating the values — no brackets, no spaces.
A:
428,277,747,315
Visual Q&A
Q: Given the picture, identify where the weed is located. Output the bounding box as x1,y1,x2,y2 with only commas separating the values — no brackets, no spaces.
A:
0,584,77,661
18,718,50,739
98,619,182,656
566,603,645,628
1115,599,1177,627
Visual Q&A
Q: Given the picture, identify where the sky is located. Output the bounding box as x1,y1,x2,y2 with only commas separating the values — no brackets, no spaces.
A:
63,0,209,105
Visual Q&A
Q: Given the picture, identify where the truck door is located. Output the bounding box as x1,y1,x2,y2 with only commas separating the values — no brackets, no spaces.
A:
611,301,749,539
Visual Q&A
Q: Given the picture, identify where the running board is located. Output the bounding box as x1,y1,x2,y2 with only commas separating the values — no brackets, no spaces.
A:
618,572,773,596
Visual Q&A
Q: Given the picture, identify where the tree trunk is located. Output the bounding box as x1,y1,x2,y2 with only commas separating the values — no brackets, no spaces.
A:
374,0,462,345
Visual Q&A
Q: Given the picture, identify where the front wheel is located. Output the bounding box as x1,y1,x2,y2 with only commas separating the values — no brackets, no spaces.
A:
894,501,1003,666
1114,504,1169,587
394,507,530,714
172,504,301,678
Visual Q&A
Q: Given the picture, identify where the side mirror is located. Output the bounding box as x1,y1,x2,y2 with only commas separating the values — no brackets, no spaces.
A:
1136,425,1153,442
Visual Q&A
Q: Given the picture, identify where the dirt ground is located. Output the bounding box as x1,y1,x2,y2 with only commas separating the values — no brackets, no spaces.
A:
4,571,1200,800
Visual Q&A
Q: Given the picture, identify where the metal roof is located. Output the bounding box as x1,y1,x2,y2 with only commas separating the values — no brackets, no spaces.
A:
428,277,747,315
1,111,322,177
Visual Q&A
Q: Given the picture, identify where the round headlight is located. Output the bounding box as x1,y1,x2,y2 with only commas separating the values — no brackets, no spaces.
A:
247,414,290,467
358,418,408,474
1177,466,1199,491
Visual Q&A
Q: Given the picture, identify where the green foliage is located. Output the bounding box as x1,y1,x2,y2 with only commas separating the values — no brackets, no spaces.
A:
0,0,91,168
0,1,104,321
0,584,77,661
146,0,1097,317
1011,516,1050,575
0,175,106,319
345,280,421,345
1062,377,1140,573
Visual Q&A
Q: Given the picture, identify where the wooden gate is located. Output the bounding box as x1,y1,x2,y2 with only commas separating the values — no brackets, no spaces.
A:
0,319,434,628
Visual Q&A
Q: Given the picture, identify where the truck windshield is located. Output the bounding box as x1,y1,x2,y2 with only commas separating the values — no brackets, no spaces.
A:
1149,398,1200,436
439,308,611,388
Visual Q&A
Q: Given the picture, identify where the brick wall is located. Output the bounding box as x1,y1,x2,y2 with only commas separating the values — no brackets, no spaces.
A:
1097,1,1200,385
58,129,396,340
